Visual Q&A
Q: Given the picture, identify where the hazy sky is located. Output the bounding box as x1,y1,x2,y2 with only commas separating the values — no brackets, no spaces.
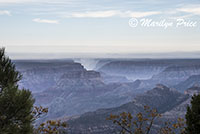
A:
0,0,200,58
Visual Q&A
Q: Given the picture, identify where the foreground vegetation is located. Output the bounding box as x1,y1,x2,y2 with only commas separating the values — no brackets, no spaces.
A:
107,106,185,134
0,48,67,134
107,93,200,134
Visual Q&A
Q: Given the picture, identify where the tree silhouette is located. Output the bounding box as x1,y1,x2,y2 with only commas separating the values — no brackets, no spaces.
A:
185,94,200,134
0,47,35,134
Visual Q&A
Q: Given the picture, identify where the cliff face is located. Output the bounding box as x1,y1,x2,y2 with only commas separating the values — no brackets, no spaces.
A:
14,60,142,120
130,64,200,92
184,86,200,96
33,66,141,119
67,85,189,134
98,60,168,80
60,70,101,79
151,65,200,86
97,59,200,81
15,60,84,93
34,78,140,119
16,59,200,94
162,86,200,120
174,75,200,92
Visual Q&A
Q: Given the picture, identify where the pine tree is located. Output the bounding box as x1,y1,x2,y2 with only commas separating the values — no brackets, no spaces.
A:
185,94,200,134
0,48,22,91
0,48,35,134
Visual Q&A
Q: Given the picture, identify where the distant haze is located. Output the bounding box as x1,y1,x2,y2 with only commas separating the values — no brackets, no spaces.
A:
9,51,200,59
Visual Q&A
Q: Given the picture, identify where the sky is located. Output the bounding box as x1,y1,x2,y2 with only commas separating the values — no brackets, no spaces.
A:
0,0,200,59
